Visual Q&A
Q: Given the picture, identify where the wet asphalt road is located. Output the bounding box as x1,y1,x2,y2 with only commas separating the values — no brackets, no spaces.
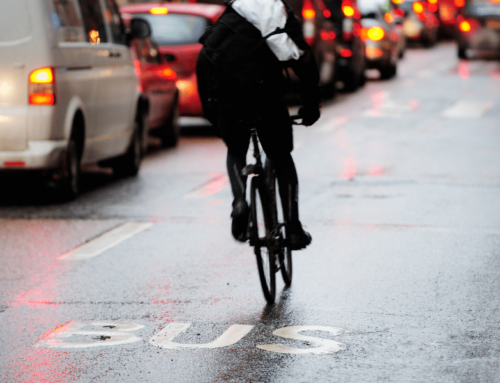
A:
1,42,500,382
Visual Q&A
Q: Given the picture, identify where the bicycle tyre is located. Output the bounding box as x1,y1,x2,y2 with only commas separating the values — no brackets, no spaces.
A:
265,160,293,287
250,176,276,304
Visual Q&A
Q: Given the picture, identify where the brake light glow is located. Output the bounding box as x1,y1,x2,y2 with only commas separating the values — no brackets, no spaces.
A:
454,0,465,6
396,8,405,16
303,8,316,18
385,12,394,22
342,5,355,17
459,20,471,31
367,26,385,41
29,67,55,105
366,47,383,58
413,2,424,13
161,68,177,80
150,7,168,14
4,161,25,167
323,9,331,17
392,0,404,3
340,48,353,57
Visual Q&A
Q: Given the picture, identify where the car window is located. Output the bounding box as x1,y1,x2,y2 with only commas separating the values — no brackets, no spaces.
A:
103,0,127,45
134,38,161,65
49,0,86,42
78,0,108,44
135,14,209,46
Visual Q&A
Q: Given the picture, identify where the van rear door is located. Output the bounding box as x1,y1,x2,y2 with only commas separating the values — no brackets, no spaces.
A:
0,0,31,151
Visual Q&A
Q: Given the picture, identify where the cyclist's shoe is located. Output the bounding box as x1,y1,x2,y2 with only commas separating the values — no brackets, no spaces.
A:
231,198,249,242
287,221,312,250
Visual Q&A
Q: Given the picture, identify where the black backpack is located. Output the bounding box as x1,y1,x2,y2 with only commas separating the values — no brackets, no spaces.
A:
198,2,291,93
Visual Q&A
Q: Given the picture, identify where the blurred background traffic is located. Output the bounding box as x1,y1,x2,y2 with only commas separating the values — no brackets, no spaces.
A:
1,0,499,199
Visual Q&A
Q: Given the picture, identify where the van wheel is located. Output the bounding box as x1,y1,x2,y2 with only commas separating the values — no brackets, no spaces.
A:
112,121,143,177
160,98,180,148
59,138,80,200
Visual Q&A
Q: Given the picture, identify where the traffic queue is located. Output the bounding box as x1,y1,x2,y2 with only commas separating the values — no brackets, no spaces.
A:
0,0,498,200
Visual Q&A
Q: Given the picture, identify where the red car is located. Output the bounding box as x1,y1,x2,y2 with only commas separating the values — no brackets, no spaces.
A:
129,36,180,147
121,3,226,118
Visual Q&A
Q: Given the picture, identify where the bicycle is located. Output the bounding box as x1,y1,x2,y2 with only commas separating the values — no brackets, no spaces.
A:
242,114,303,304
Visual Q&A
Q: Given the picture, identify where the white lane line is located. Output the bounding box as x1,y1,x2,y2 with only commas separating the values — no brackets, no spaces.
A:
59,222,153,261
442,101,493,118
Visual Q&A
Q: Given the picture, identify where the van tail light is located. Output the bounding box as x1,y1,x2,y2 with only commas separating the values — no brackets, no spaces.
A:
413,1,424,13
29,67,55,105
302,0,316,46
367,26,385,41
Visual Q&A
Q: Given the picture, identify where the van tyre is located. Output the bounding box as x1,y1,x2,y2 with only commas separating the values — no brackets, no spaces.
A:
59,138,80,200
160,98,180,148
112,122,143,177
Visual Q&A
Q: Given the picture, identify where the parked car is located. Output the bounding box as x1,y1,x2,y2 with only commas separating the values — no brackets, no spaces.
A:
121,3,225,117
359,0,400,78
126,31,180,147
324,0,367,91
0,0,151,199
456,0,500,59
398,0,440,45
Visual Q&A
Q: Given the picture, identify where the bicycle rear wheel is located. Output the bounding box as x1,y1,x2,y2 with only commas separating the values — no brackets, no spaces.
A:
250,176,276,304
265,160,293,287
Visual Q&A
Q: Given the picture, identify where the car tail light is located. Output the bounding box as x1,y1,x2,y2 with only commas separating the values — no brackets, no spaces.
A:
385,12,394,22
29,67,55,105
343,5,355,17
459,20,471,31
360,27,368,41
366,47,383,58
413,2,424,13
454,0,465,6
150,7,168,14
392,0,404,4
367,26,385,41
418,12,427,21
340,48,353,57
396,8,405,16
302,0,316,46
4,161,25,167
161,68,177,80
323,9,331,17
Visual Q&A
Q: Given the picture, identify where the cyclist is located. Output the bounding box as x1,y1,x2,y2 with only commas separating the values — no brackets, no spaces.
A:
197,0,321,250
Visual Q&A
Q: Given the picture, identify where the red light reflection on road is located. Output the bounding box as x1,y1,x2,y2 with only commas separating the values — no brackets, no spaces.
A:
203,173,229,196
369,165,384,177
340,157,356,179
458,61,469,79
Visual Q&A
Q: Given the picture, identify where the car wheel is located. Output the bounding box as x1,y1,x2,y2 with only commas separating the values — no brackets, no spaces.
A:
322,79,336,100
458,46,467,59
380,63,397,80
160,97,180,148
58,137,80,200
112,118,143,177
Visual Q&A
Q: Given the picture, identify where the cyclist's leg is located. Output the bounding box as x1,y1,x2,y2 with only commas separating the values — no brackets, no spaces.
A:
257,103,311,249
219,108,251,241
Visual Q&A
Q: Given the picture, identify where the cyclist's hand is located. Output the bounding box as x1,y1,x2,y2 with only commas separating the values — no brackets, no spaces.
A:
298,105,320,126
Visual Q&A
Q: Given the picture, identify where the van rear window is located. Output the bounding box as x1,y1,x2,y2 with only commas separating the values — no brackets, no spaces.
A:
0,0,31,43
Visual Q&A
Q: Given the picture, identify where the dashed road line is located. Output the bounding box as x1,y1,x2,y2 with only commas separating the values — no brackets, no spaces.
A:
59,222,153,261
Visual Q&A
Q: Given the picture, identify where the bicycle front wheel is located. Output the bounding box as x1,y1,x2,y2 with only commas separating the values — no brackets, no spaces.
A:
250,176,276,304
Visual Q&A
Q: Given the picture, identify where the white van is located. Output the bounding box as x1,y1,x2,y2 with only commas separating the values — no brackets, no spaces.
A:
0,0,151,198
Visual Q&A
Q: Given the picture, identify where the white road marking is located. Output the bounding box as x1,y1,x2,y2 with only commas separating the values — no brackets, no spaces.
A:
59,222,153,261
35,321,144,349
257,326,347,355
149,323,254,349
442,101,493,118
